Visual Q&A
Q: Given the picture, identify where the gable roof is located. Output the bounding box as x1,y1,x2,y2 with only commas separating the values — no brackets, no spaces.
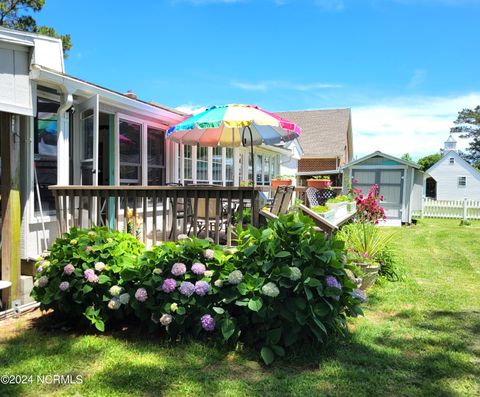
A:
275,108,352,159
426,150,480,181
342,150,422,169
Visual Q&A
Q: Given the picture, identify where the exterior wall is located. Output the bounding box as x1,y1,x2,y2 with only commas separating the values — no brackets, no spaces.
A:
298,158,337,172
429,153,480,200
280,155,298,183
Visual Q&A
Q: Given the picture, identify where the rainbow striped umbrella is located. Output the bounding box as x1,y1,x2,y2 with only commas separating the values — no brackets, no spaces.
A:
166,104,301,147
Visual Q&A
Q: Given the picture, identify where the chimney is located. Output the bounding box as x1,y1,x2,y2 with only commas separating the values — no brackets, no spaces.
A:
444,134,457,152
124,90,137,100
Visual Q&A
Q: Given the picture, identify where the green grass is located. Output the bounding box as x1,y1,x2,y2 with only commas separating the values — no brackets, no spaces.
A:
1,219,479,397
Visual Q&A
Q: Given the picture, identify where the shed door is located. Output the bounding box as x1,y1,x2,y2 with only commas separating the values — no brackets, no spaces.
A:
352,169,404,220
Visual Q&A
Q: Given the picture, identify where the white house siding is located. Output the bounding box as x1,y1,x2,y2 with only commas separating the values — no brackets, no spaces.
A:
428,152,480,201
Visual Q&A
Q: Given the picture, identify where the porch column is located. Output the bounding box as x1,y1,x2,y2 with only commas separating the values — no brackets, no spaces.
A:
233,147,240,187
207,147,213,184
56,94,73,185
1,112,22,308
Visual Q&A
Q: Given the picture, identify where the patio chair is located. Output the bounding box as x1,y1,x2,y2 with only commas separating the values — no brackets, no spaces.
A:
195,197,227,236
270,185,295,215
306,187,337,207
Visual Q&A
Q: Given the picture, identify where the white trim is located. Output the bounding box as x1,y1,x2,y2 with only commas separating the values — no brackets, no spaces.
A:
343,150,421,170
426,150,480,182
207,147,213,184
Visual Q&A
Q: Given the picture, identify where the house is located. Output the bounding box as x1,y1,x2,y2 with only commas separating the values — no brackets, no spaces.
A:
342,151,424,224
425,135,480,201
0,27,299,306
276,108,353,186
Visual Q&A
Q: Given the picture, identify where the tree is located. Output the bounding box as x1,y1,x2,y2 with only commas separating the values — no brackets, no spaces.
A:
417,153,442,171
451,105,480,164
401,153,413,162
0,0,71,57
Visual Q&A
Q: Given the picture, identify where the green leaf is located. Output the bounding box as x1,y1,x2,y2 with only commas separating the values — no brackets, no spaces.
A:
237,283,249,295
271,345,285,357
221,318,235,341
83,285,93,294
94,320,105,332
307,278,322,287
260,346,275,365
176,306,186,315
213,307,225,314
243,244,258,257
267,328,282,345
248,296,263,312
98,275,111,284
275,251,291,258
304,285,313,301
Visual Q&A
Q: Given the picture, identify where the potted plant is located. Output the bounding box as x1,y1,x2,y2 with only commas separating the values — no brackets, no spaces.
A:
326,195,350,219
311,205,335,221
271,175,293,189
307,175,332,189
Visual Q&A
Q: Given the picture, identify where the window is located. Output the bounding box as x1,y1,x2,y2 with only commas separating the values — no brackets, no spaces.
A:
225,148,234,185
449,158,455,165
197,146,208,182
212,147,222,184
458,176,467,187
34,97,60,212
147,127,165,185
183,145,192,181
119,119,142,184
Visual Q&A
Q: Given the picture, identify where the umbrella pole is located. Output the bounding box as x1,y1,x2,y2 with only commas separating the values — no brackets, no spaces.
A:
242,126,257,226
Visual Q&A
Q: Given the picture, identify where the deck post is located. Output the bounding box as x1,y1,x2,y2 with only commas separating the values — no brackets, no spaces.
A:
1,113,22,308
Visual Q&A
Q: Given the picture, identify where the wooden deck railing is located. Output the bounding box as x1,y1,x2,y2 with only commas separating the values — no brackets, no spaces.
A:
49,186,261,246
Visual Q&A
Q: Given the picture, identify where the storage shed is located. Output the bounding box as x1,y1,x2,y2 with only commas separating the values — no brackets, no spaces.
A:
342,151,424,224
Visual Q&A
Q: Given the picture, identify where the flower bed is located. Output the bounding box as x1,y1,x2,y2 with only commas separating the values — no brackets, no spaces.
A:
31,212,364,364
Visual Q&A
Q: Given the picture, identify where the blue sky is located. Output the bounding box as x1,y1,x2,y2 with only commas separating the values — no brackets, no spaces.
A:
37,0,480,158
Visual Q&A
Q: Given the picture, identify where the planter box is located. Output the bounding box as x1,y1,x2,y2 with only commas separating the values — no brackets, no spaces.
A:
317,208,335,222
307,179,331,189
271,179,293,189
327,201,349,220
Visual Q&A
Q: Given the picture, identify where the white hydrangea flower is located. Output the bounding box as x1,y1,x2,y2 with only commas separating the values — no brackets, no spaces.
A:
262,282,280,298
109,285,122,297
204,270,213,278
108,298,121,310
160,314,173,326
228,270,243,285
94,262,106,272
289,267,302,281
214,279,223,288
153,268,162,275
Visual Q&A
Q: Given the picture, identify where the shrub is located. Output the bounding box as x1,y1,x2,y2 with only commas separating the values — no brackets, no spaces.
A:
32,213,364,365
31,227,144,331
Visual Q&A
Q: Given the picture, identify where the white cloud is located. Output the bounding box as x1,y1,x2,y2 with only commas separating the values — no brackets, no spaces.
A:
231,80,342,92
175,104,207,115
352,93,480,160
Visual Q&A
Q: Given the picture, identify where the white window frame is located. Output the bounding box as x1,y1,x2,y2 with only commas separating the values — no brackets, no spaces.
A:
449,157,455,165
458,176,467,188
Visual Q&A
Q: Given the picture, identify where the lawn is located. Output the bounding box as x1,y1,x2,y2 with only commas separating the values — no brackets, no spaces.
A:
1,219,479,397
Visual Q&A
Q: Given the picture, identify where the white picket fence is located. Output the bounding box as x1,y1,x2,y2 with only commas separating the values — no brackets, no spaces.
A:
414,198,480,220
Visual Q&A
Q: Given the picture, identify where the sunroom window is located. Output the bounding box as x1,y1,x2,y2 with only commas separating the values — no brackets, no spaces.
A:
119,119,142,185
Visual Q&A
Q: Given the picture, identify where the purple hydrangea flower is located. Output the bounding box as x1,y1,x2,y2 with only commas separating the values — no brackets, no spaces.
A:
325,275,342,290
162,278,177,293
179,281,195,297
59,281,70,291
194,281,210,296
200,314,215,331
37,276,48,288
171,262,187,276
191,262,206,275
204,249,214,260
64,263,75,276
84,269,99,283
135,288,148,302
36,265,44,274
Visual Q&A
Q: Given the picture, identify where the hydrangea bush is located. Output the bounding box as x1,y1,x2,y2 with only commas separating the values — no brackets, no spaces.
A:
32,212,364,364
31,227,144,331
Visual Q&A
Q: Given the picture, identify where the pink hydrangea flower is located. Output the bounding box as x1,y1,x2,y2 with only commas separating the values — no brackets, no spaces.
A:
135,288,148,302
84,269,98,283
64,263,75,275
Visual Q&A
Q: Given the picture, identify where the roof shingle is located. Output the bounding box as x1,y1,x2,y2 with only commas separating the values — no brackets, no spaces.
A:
276,108,351,158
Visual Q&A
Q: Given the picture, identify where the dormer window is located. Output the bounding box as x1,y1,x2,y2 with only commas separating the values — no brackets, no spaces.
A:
449,158,455,165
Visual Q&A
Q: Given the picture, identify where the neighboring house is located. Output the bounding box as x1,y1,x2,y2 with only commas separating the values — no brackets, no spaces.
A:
276,108,353,185
276,139,304,185
342,151,424,224
425,135,480,201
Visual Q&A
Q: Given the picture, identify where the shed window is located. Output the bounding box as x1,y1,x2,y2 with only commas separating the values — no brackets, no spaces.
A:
449,158,455,165
458,176,467,187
